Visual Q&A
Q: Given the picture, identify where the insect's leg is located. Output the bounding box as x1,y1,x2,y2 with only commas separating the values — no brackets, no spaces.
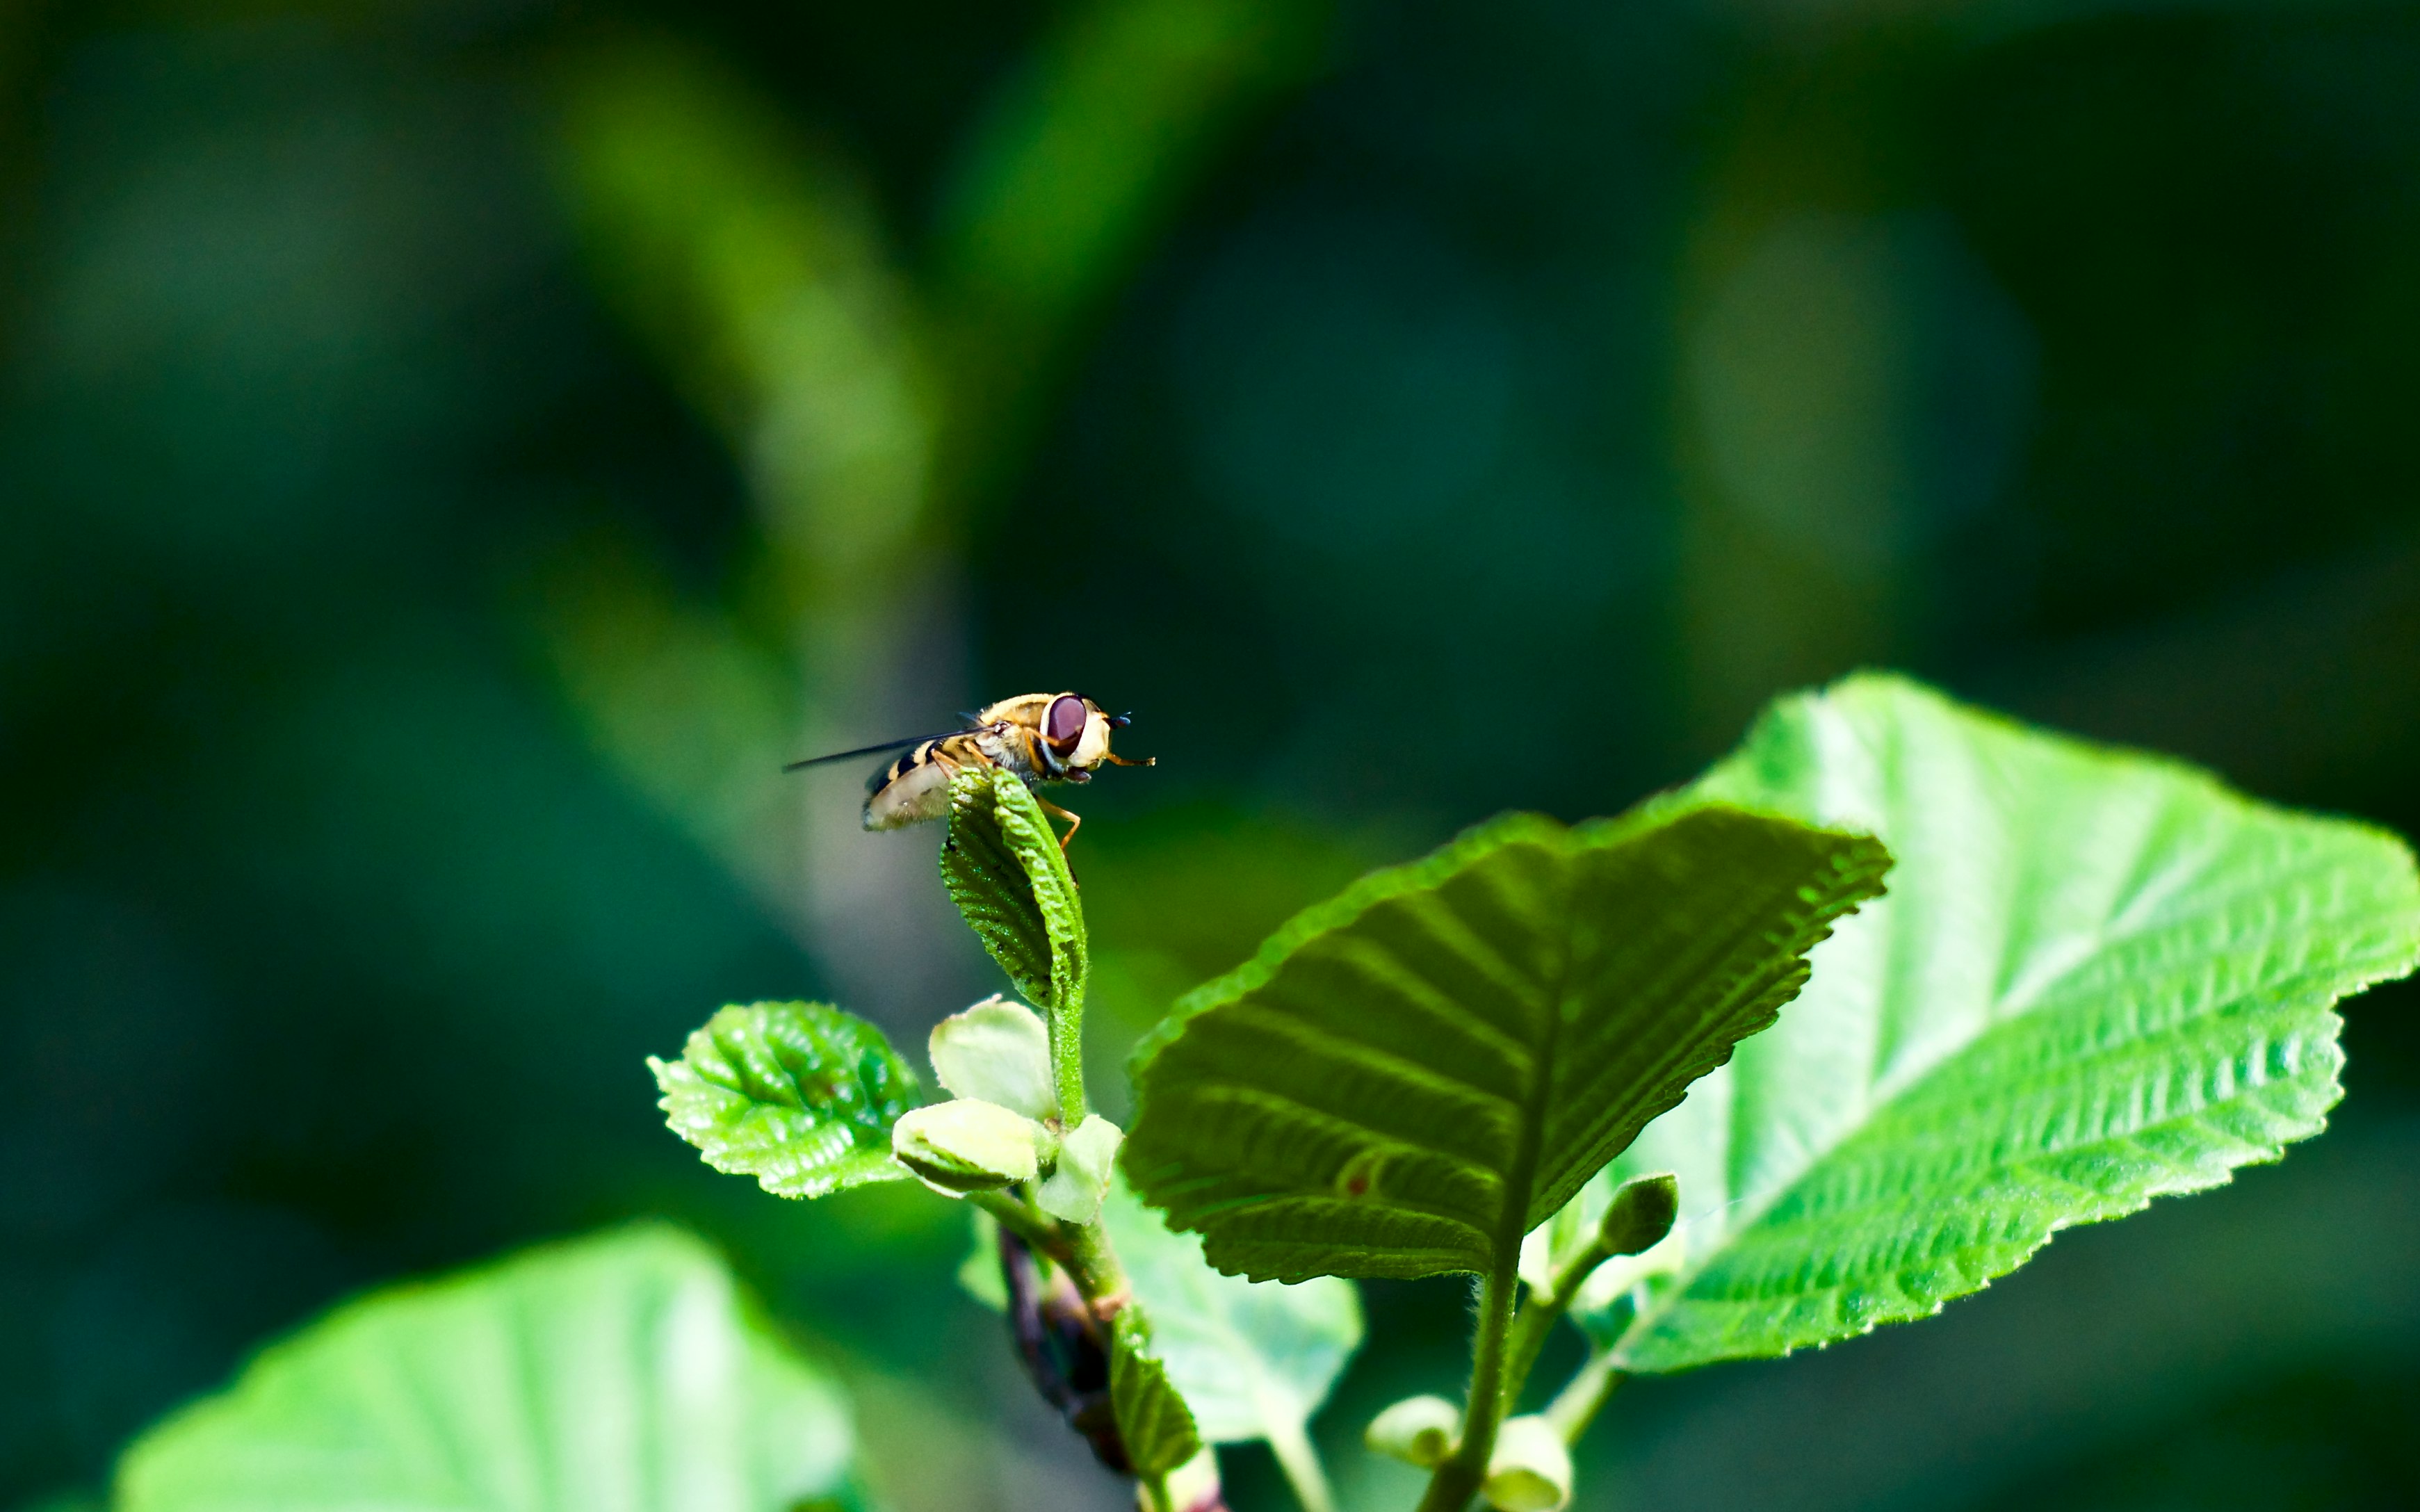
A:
1098,753,1155,767
1036,796,1083,853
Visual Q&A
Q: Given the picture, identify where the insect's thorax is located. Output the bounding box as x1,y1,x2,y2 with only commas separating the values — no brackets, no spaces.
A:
885,725,1043,785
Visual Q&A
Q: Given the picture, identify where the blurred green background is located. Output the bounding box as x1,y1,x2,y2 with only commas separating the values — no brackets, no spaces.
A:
4,0,2419,1508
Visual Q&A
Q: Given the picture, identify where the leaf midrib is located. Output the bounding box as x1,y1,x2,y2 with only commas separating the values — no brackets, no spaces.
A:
1491,863,1580,1274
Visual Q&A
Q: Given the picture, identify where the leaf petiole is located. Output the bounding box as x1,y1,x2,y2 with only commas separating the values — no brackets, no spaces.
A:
1499,1234,1613,1411
1264,1413,1338,1512
1413,1265,1519,1512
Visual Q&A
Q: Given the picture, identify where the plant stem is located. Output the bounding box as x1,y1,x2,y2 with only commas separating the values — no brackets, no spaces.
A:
1413,1267,1520,1512
1545,1349,1625,1443
1264,1413,1338,1512
1063,1209,1132,1316
1050,993,1087,1130
1500,1222,1622,1406
973,1190,1065,1262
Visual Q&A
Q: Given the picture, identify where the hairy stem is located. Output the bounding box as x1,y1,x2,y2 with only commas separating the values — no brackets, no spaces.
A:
1064,1209,1132,1316
1413,1266,1520,1512
1264,1412,1338,1512
1545,1349,1626,1443
1500,1223,1623,1405
1050,988,1087,1130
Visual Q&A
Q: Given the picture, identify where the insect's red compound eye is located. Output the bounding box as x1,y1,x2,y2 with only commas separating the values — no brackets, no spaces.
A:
1046,695,1087,749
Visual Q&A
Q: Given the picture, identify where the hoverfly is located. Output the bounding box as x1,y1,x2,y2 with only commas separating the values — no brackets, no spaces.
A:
785,692,1153,850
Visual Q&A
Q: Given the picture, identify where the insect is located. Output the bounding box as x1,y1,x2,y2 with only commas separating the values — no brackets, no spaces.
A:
785,692,1153,850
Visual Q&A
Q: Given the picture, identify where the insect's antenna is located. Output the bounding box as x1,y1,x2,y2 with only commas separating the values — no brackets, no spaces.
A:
1109,713,1132,729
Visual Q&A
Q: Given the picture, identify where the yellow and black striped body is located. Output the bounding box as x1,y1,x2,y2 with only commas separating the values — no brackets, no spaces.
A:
860,693,1144,832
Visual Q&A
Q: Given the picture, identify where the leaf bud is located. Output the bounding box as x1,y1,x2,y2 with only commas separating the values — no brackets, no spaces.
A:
1364,1394,1460,1468
1481,1415,1573,1512
891,1100,1041,1194
1037,1114,1123,1224
1598,1171,1679,1257
929,995,1057,1121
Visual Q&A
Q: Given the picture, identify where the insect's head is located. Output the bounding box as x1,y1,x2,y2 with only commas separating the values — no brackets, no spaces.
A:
1043,692,1122,771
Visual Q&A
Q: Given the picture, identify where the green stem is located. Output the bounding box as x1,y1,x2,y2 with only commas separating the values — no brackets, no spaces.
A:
1545,1349,1626,1444
1050,987,1087,1130
1063,1209,1131,1313
1264,1413,1338,1512
973,1189,1065,1262
1413,1267,1520,1512
1500,1223,1623,1406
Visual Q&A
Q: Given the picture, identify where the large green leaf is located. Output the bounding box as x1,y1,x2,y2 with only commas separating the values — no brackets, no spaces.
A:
116,1226,858,1512
1577,674,2420,1371
651,1000,920,1198
1123,804,1892,1283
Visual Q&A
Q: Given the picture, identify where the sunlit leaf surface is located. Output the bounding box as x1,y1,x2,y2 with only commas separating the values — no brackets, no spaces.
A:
116,1226,855,1512
1582,674,2420,1370
652,1000,919,1199
1125,804,1890,1282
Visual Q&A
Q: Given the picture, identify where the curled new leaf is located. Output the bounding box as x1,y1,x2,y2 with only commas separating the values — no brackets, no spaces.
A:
1482,1415,1573,1512
1366,1395,1459,1468
892,1099,1042,1194
651,1000,919,1198
942,763,1089,1014
1125,802,1890,1283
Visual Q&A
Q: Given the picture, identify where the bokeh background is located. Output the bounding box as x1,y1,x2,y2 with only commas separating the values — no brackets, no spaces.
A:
5,0,2419,1508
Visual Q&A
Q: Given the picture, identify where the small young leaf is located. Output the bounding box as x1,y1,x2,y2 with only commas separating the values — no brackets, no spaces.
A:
651,1000,919,1199
891,1099,1043,1194
1036,1114,1125,1224
1366,1395,1460,1468
115,1226,854,1512
1112,1310,1205,1479
1481,1415,1573,1512
942,763,1089,1014
1125,803,1890,1282
1582,674,2420,1370
929,994,1057,1120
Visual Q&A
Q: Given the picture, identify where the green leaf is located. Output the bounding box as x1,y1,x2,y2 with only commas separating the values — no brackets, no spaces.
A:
1583,674,2420,1371
115,1226,855,1512
1111,1310,1205,1479
942,763,1089,1016
1105,1176,1362,1448
651,1000,920,1198
1124,804,1891,1283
